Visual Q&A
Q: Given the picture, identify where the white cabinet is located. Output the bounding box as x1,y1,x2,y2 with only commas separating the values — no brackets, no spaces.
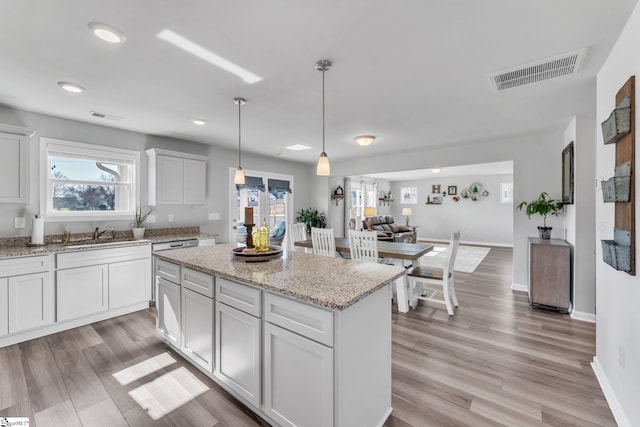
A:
8,272,54,334
215,301,261,408
146,148,207,206
264,322,334,427
57,265,108,322
109,258,151,309
182,288,214,372
156,277,181,347
0,278,7,336
0,130,29,203
0,255,54,335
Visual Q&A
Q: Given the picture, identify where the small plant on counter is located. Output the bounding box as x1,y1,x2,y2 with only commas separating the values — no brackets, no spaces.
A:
296,207,327,233
134,206,153,228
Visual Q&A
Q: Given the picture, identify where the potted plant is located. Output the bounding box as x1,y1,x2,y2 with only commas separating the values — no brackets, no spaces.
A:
296,207,327,234
132,206,153,239
516,192,564,239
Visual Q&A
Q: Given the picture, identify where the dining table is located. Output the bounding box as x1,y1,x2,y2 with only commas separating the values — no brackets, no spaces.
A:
294,238,433,313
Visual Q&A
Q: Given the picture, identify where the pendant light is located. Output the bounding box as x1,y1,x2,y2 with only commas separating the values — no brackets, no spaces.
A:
233,97,246,185
315,59,332,176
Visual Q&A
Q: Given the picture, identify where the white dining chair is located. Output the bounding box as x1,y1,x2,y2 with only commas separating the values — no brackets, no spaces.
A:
311,227,335,257
407,231,460,315
290,223,308,243
348,229,379,263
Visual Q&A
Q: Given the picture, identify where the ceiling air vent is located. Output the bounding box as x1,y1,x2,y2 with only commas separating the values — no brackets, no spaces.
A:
90,111,122,121
489,48,587,92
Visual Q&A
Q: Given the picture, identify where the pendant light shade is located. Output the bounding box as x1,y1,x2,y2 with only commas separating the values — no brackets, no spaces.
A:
233,97,246,185
315,59,332,176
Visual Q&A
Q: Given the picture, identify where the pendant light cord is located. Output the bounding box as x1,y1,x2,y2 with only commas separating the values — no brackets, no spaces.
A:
322,67,326,153
238,100,242,167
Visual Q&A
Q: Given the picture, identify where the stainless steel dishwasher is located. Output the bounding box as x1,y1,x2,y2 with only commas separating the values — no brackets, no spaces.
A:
150,239,198,306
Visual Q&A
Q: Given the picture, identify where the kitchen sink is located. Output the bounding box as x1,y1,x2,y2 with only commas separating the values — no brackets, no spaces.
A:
62,237,144,249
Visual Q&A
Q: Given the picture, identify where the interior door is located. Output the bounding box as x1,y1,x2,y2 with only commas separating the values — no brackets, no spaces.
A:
229,168,294,245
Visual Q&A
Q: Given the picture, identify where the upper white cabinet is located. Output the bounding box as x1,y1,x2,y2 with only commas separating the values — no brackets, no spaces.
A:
0,130,30,204
146,148,207,206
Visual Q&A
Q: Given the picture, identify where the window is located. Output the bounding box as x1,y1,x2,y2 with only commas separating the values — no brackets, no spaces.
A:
500,182,513,204
40,137,140,220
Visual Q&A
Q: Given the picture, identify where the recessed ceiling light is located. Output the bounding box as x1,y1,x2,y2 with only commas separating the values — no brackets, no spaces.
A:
192,118,206,126
88,22,126,44
57,81,85,93
285,144,312,151
157,29,262,84
354,135,376,146
431,168,442,174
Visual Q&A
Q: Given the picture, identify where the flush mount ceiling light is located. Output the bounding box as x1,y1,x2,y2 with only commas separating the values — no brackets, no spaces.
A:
192,118,206,126
157,29,262,84
88,22,126,44
57,81,85,93
354,135,376,147
285,144,312,151
431,168,442,174
315,59,332,176
233,97,247,185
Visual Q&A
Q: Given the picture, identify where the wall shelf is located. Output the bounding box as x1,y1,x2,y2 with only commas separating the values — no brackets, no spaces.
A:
378,198,393,206
330,194,345,206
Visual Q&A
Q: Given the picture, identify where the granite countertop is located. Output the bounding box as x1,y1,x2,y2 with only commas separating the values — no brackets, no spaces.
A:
0,227,218,258
156,243,405,311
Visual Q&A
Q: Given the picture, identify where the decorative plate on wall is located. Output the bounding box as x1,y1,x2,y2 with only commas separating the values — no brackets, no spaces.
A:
470,182,483,194
460,189,471,198
482,190,489,197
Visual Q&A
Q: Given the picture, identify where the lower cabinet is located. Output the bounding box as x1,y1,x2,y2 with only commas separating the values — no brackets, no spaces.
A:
8,272,54,334
182,287,214,372
57,265,108,322
215,301,261,408
156,277,181,347
109,258,151,309
263,322,334,427
0,278,7,336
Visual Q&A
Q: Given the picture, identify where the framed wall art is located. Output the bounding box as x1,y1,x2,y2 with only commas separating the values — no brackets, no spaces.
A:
448,185,457,195
401,187,418,204
562,141,574,204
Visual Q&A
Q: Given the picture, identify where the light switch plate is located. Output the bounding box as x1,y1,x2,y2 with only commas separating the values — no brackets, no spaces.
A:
168,214,174,222
14,217,25,228
208,213,221,221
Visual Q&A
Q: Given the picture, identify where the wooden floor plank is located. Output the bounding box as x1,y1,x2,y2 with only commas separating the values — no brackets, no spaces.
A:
77,398,128,427
33,399,82,427
0,344,28,411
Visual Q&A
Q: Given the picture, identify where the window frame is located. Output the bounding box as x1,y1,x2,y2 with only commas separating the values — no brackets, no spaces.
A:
40,137,141,222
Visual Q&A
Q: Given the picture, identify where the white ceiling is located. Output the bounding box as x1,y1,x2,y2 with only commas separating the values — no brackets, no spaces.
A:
0,1,637,164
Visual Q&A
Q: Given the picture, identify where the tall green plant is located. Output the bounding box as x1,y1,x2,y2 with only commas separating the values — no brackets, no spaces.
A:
296,207,327,233
516,192,564,227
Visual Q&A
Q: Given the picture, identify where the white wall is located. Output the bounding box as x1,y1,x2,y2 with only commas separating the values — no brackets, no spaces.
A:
594,2,640,425
390,174,514,245
329,127,565,293
0,106,311,242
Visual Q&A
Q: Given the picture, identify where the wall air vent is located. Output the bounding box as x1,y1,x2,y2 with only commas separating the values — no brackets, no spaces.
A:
90,111,122,121
489,48,587,92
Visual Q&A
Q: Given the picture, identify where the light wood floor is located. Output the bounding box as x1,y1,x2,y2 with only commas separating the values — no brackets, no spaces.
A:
0,246,615,426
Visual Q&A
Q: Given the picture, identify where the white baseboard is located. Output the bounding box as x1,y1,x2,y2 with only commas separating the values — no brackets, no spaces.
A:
592,356,631,427
417,237,513,248
510,282,528,292
570,310,596,323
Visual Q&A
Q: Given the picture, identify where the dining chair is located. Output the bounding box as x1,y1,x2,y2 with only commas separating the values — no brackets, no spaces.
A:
407,231,460,315
311,227,335,257
348,229,379,263
290,222,308,243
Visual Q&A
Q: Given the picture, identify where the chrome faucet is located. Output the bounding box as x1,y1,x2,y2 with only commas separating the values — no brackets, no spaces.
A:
94,227,116,240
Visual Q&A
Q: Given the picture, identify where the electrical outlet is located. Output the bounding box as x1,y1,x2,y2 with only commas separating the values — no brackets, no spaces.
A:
168,214,174,222
208,213,221,221
619,346,626,368
14,217,25,228
146,214,156,224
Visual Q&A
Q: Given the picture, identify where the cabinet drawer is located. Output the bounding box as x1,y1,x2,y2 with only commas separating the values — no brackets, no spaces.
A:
183,268,214,298
156,259,181,284
264,293,334,347
216,277,261,317
0,255,51,277
57,244,150,269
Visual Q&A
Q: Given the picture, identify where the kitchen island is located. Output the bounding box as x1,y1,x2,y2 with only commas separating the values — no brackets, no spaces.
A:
154,243,405,427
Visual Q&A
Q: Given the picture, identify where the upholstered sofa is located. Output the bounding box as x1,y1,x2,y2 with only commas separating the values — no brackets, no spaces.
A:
362,216,416,243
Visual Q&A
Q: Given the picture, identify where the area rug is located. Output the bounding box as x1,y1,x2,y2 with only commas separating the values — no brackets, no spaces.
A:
419,245,490,273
